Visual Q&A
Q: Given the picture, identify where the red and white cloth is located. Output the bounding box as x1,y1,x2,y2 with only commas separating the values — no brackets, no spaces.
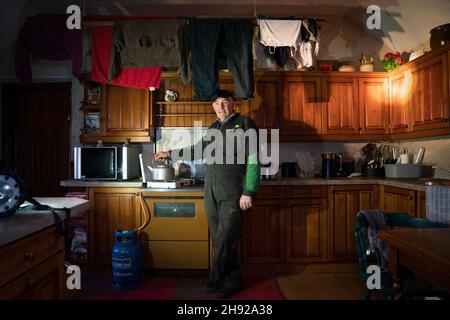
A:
91,26,161,89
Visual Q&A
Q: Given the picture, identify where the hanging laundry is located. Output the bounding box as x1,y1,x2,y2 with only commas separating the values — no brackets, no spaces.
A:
15,19,82,86
188,19,254,100
263,46,291,68
302,19,320,56
91,26,161,90
108,19,189,84
292,41,313,69
258,18,320,70
258,19,303,48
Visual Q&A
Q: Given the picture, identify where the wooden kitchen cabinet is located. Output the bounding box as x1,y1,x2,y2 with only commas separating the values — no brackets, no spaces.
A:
100,85,151,139
389,70,412,134
329,185,378,261
286,186,328,263
282,76,322,137
242,196,286,264
380,185,416,217
417,191,427,219
358,77,390,135
410,53,449,131
321,77,360,135
244,75,282,129
0,227,65,300
87,187,142,264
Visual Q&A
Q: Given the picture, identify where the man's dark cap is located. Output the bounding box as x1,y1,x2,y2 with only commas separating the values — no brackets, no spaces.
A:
211,90,234,102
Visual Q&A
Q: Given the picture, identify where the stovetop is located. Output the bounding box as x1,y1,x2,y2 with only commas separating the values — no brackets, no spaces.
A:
146,178,204,189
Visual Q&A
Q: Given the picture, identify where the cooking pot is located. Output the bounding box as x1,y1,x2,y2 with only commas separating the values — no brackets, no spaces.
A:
147,158,175,181
430,23,450,49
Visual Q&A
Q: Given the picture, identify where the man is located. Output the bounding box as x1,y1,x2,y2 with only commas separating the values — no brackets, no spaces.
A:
154,90,260,299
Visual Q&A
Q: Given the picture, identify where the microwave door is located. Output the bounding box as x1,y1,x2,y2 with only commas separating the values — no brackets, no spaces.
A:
75,146,117,180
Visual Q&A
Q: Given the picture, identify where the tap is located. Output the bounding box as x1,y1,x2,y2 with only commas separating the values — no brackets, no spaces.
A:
432,165,450,176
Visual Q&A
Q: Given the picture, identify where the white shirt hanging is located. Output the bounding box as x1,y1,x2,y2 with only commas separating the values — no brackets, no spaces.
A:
258,19,303,48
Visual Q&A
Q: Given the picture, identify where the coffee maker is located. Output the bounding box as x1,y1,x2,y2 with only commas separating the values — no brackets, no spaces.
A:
321,153,342,178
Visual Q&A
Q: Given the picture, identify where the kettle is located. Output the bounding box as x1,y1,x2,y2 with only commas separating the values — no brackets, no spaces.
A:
147,158,175,181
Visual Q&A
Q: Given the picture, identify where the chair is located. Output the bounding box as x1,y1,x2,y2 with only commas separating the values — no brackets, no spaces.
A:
354,210,447,300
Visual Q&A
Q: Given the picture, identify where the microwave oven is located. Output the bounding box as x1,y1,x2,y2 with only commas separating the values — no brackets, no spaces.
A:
74,145,141,180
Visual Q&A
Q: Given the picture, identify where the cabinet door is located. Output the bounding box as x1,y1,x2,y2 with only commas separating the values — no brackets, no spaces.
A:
242,199,285,264
88,188,142,264
282,77,322,136
101,85,150,137
411,54,449,131
245,76,282,129
389,71,412,133
322,77,359,135
286,197,328,263
330,185,377,261
359,77,389,135
380,186,416,216
417,191,427,219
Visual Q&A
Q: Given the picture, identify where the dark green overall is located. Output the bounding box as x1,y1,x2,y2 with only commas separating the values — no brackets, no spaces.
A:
172,113,260,290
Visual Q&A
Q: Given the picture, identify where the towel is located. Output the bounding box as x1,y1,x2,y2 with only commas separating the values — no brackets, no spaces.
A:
426,185,450,225
360,209,389,271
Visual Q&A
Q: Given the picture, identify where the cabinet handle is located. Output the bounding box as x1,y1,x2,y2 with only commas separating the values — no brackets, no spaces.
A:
24,250,36,261
26,278,37,288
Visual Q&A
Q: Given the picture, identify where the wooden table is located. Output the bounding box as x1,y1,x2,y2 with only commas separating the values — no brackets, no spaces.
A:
379,228,450,292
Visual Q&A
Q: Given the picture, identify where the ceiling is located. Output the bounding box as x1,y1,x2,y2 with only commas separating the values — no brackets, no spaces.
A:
26,0,398,17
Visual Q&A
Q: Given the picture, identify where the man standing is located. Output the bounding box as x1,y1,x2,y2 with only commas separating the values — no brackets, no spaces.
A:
154,90,260,299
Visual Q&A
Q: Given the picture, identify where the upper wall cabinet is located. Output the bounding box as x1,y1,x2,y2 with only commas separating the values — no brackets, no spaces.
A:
282,76,322,137
389,70,411,134
100,85,151,139
246,75,282,130
410,53,449,131
321,77,360,135
358,77,389,135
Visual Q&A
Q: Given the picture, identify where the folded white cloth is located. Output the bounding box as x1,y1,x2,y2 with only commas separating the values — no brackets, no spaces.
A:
426,185,450,225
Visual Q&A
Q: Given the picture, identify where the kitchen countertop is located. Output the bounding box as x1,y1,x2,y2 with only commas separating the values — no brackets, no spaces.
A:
60,179,144,188
59,177,448,192
0,197,89,248
259,177,439,192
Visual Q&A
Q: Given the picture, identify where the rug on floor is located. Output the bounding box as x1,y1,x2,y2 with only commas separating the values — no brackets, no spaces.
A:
71,276,284,300
71,276,176,300
276,273,366,300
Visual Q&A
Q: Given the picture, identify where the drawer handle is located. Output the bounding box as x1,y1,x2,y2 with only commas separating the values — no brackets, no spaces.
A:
26,278,37,288
24,251,37,261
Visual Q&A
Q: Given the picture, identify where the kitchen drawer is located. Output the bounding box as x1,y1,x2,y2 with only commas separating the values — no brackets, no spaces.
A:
287,186,327,198
0,227,64,287
142,240,209,269
0,251,65,300
256,186,285,198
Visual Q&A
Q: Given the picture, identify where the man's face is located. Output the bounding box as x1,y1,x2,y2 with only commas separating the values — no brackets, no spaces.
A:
212,97,234,121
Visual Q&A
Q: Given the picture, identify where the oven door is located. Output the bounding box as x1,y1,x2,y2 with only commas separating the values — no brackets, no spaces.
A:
141,191,209,269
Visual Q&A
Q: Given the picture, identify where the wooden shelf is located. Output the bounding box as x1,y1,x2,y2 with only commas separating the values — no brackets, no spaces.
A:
81,105,100,111
154,113,216,117
156,101,212,105
155,101,243,105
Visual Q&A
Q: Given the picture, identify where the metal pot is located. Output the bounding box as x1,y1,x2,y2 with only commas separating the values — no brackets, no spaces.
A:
147,158,175,181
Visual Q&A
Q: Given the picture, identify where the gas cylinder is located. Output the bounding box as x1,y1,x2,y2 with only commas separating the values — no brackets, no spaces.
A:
112,230,141,290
